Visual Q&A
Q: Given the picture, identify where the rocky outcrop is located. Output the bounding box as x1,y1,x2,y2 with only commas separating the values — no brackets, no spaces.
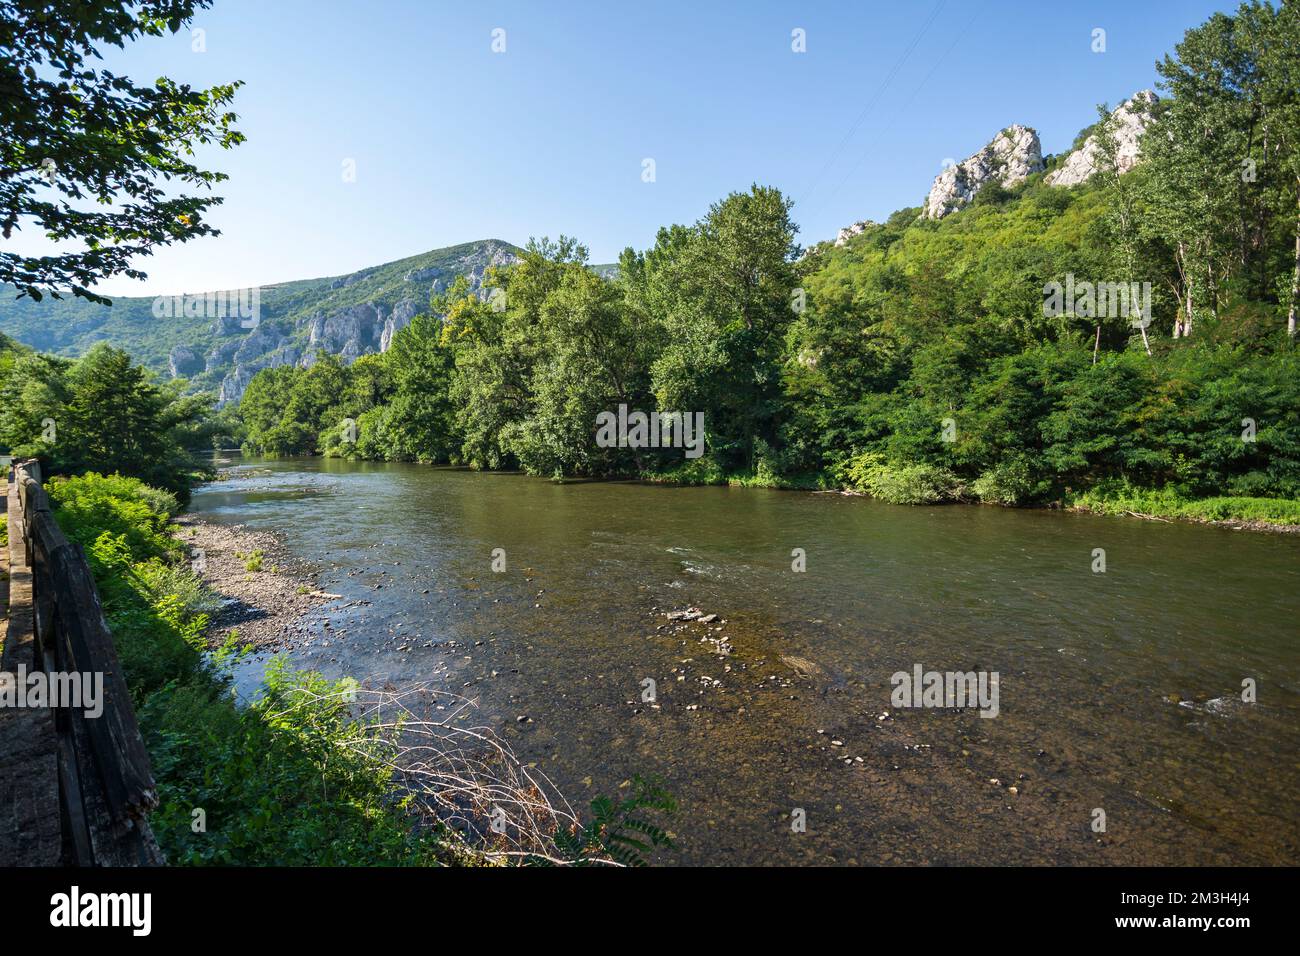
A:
202,239,521,406
205,337,242,373
217,334,300,405
379,299,420,352
830,94,1161,241
1045,91,1158,187
924,125,1044,220
835,220,876,247
305,304,382,357
168,345,204,379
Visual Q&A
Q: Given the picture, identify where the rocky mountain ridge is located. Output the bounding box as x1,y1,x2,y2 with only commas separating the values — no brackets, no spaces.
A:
1044,91,1159,187
834,90,1159,243
924,123,1045,220
0,239,520,406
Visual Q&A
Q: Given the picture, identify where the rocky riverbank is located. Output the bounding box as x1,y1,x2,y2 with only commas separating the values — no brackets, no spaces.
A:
171,515,338,650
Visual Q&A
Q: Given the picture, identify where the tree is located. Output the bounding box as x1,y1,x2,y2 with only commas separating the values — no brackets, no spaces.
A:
0,343,207,497
0,0,244,303
519,261,654,476
238,365,300,454
1253,0,1300,337
449,239,585,470
1144,14,1245,338
380,308,458,462
628,186,800,470
1142,1,1300,340
1093,98,1156,356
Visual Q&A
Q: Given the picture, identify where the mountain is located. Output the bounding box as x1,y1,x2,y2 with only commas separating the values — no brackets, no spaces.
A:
1044,91,1159,187
0,239,521,405
834,90,1159,241
2,92,1160,400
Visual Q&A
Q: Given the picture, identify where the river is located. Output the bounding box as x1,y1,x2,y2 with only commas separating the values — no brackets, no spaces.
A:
190,454,1300,865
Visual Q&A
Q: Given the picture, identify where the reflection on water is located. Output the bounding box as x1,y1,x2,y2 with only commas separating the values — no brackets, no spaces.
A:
192,454,1300,865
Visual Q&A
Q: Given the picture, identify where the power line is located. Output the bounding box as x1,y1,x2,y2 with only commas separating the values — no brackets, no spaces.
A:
795,0,948,211
818,2,987,217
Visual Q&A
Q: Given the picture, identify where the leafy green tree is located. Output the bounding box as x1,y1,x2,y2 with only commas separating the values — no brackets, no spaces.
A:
518,261,654,476
1141,1,1300,340
282,353,348,454
1251,0,1300,337
629,186,800,470
449,239,585,470
238,365,302,454
0,343,207,497
1,0,244,302
379,307,459,462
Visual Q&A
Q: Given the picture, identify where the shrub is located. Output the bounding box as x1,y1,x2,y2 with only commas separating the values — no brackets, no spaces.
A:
1071,480,1300,525
970,457,1043,506
646,456,726,485
47,472,181,561
840,452,962,504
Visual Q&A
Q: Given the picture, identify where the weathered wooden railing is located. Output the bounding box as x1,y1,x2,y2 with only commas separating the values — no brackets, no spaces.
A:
0,460,163,866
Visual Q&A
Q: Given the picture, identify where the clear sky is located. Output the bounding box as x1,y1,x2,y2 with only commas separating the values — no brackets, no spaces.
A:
14,0,1232,296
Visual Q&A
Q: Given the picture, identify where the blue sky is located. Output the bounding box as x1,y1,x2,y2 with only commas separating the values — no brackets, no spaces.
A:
18,0,1231,296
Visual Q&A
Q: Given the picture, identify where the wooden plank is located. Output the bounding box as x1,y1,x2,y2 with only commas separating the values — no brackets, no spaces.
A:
1,461,163,866
0,467,62,866
49,544,159,821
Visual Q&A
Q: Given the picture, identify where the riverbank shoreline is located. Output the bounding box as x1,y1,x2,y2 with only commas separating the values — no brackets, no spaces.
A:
171,514,337,651
1066,503,1300,534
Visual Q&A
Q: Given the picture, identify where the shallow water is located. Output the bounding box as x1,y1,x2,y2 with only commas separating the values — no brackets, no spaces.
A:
191,454,1300,865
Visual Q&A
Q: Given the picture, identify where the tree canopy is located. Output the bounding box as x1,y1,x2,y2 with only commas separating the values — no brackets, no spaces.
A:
0,0,244,303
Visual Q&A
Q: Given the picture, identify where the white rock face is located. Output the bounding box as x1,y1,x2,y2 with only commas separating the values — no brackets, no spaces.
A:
379,299,420,353
923,125,1044,220
834,220,876,247
1045,91,1158,187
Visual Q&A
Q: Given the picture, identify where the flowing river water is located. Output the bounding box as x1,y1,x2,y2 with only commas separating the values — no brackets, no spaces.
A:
191,454,1299,865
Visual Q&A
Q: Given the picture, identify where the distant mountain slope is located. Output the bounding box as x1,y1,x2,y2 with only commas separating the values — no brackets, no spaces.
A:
0,239,521,404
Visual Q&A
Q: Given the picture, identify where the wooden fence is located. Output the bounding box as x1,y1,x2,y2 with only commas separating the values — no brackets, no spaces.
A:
0,460,163,866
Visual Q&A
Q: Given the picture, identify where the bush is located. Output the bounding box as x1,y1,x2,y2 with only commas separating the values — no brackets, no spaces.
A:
48,472,181,562
1071,480,1300,525
645,456,727,485
840,452,963,504
971,457,1043,506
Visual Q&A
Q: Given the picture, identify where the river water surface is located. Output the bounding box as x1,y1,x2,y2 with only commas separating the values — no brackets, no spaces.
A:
191,454,1299,865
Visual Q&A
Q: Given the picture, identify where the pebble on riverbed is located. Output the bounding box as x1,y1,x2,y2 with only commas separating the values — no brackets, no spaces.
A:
174,515,333,651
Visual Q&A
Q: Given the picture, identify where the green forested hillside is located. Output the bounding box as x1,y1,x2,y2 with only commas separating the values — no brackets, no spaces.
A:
233,2,1300,524
0,240,521,394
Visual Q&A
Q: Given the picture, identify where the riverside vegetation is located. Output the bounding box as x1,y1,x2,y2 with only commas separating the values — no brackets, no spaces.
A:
0,0,1296,868
0,343,673,865
229,3,1300,528
6,468,672,865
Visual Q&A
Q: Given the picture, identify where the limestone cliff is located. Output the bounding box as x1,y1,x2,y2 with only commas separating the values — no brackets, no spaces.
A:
1045,91,1159,187
923,125,1044,220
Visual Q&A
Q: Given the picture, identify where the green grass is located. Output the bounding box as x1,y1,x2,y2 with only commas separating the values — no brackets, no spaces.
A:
1070,482,1300,526
644,458,830,490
